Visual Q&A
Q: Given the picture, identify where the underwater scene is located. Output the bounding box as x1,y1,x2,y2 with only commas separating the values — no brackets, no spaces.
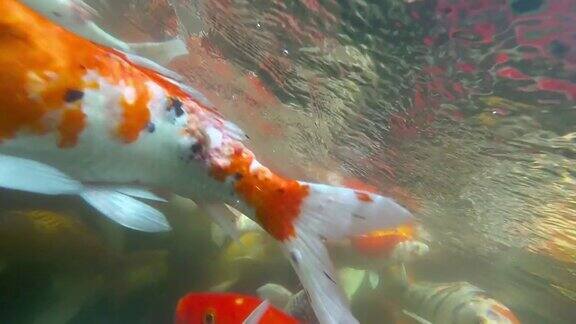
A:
0,0,575,323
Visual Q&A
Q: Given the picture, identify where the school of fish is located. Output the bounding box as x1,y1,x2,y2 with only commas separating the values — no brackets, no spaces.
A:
0,1,414,323
0,1,535,323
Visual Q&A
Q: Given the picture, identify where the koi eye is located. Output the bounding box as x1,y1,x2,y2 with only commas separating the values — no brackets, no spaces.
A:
203,310,216,324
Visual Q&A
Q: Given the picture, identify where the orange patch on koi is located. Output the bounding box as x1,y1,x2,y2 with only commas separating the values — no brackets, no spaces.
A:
355,191,373,202
118,82,151,143
58,108,86,148
0,0,171,146
212,150,309,241
492,304,520,324
351,224,415,256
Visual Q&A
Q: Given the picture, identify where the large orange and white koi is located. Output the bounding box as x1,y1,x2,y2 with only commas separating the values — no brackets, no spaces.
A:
0,1,412,323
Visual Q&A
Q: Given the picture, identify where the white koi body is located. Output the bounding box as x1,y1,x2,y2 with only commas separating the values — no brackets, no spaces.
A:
401,281,521,324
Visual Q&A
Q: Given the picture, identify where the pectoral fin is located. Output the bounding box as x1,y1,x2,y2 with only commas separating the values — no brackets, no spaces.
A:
0,154,170,233
0,154,82,195
81,188,170,232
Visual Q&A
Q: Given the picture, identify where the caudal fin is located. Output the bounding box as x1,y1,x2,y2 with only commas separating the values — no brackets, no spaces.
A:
282,182,413,324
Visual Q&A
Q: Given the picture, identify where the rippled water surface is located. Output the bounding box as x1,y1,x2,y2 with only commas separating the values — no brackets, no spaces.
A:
1,0,575,323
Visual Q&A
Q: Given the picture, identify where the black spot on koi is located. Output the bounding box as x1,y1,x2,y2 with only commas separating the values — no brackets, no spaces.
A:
64,89,84,103
167,97,184,117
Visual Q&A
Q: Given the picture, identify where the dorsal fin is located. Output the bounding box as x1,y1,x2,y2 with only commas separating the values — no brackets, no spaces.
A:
119,50,185,82
117,48,215,110
162,75,214,108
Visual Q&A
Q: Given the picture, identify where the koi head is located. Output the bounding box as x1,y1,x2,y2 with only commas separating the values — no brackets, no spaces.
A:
175,292,298,324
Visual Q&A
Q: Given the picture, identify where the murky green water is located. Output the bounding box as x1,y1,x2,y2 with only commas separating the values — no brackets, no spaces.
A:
1,0,575,323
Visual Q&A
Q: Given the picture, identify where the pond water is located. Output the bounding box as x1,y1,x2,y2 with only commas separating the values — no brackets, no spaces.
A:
0,0,574,323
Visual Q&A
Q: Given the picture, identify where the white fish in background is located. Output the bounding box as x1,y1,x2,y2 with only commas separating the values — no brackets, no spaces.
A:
390,240,430,264
0,1,413,323
399,281,521,324
389,265,521,324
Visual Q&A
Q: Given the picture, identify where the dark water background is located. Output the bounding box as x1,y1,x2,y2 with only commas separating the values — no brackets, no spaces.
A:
1,0,575,323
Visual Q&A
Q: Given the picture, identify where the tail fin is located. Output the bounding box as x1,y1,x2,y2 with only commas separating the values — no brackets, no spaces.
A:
282,182,413,324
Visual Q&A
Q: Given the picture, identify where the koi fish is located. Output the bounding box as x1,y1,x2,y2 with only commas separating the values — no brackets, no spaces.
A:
334,177,428,263
175,292,299,324
385,266,521,324
0,208,169,323
20,0,188,65
351,224,416,257
0,209,109,271
388,240,430,264
350,223,429,266
398,281,521,324
323,173,428,263
0,1,413,322
218,231,276,266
